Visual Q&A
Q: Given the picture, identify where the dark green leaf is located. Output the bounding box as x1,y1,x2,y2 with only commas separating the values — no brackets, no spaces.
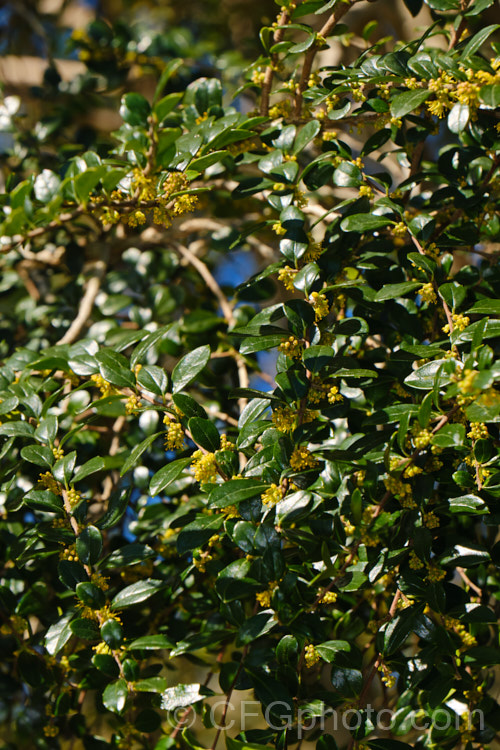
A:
110,579,164,609
172,345,211,393
149,457,192,496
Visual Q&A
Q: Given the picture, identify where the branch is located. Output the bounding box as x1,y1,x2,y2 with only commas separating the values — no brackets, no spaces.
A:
293,0,356,118
173,241,249,412
260,9,290,116
56,260,107,345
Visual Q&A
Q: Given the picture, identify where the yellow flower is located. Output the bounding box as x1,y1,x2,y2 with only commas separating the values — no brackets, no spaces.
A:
191,450,218,484
327,385,343,405
310,291,329,321
426,562,445,582
419,282,436,303
304,644,320,668
290,447,319,471
278,266,297,290
256,580,278,608
261,484,282,507
423,511,440,529
278,336,303,359
468,422,488,440
271,405,296,432
164,421,185,451
409,551,424,570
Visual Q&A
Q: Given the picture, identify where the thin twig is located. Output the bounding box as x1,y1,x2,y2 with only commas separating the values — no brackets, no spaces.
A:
56,260,107,345
294,0,356,118
260,8,290,116
173,241,249,414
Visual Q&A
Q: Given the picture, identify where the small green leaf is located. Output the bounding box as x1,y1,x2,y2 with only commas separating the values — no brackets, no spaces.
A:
45,613,73,655
316,640,351,662
149,457,192,496
375,282,421,301
96,349,135,388
76,526,103,565
390,89,431,118
209,478,270,508
172,345,211,393
448,494,486,514
128,635,173,651
340,214,394,233
188,417,220,452
136,365,169,395
96,488,131,530
0,422,35,438
103,678,128,714
110,579,164,610
73,456,106,483
20,444,54,468
161,683,204,711
70,617,100,641
447,103,469,133
120,432,162,476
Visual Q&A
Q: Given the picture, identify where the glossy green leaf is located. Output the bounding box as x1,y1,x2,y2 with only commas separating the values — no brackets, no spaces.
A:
110,579,164,609
172,345,211,393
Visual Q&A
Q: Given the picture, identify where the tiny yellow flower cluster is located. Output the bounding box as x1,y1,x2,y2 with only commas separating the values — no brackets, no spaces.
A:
378,663,396,688
327,385,343,405
426,562,445,582
458,713,474,743
304,644,320,668
353,470,366,486
343,517,356,535
220,434,235,451
320,591,338,604
392,221,407,238
60,545,78,562
193,552,212,572
125,393,141,414
261,484,282,507
43,725,59,737
164,421,185,451
310,291,330,321
458,369,479,396
272,222,287,236
256,580,278,608
384,476,416,508
443,616,477,649
290,447,319,471
38,471,61,495
124,209,146,227
221,505,239,519
403,463,422,479
53,446,64,460
268,100,292,119
423,511,440,529
467,422,488,440
91,572,109,591
278,336,303,359
272,405,296,432
442,313,470,334
303,239,323,263
91,373,114,398
419,282,436,303
251,69,265,85
409,550,424,570
191,450,218,484
412,426,431,450
66,487,82,509
93,641,112,655
278,266,298,290
358,185,374,200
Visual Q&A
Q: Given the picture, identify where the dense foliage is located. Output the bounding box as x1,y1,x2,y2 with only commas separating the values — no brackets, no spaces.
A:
1,1,500,749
